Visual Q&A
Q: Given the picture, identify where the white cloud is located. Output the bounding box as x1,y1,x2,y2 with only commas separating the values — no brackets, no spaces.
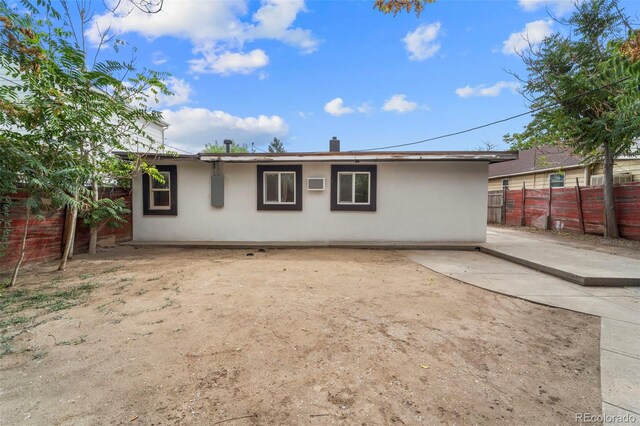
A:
87,0,318,75
455,81,520,98
403,22,442,61
518,0,581,15
152,77,193,107
189,49,269,75
324,98,354,117
382,94,418,113
161,107,288,152
151,51,168,65
502,19,554,55
356,102,373,114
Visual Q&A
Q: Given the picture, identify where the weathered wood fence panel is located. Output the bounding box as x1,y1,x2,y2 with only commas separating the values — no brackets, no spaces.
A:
499,182,640,241
0,188,132,273
487,190,504,224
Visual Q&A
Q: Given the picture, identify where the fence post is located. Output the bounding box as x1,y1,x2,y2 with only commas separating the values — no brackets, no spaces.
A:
501,186,507,225
520,182,526,227
546,186,553,230
575,177,585,234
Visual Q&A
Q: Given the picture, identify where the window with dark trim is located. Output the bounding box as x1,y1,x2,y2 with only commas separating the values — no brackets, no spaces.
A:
143,165,178,215
502,179,509,190
257,165,303,211
331,165,377,211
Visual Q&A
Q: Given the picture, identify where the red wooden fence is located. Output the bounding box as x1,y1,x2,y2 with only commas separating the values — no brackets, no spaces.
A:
0,188,132,273
504,182,640,240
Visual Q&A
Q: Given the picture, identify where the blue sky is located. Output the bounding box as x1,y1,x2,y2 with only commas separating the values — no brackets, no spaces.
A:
86,0,640,154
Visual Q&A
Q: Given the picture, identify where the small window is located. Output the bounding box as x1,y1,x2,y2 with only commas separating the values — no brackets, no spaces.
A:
549,173,565,188
331,165,377,211
502,179,509,190
257,165,302,211
143,165,177,215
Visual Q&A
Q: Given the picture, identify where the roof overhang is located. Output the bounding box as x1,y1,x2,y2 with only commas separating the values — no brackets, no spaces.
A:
199,151,518,164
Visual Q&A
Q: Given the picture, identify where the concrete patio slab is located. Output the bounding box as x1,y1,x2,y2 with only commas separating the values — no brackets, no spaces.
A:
601,350,640,415
483,228,640,286
405,250,640,324
602,403,639,425
601,318,640,359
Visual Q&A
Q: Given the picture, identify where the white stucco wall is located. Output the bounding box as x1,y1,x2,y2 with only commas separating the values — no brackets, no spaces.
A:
132,160,489,243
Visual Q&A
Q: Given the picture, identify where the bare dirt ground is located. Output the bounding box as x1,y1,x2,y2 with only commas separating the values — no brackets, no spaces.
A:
490,224,640,260
1,247,600,425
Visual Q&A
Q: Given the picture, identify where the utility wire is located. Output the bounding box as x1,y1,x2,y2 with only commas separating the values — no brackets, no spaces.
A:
352,76,632,152
163,143,194,155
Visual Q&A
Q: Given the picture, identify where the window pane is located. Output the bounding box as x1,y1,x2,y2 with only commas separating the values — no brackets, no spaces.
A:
354,173,369,203
339,173,353,203
265,173,279,202
151,172,170,189
153,191,170,207
550,174,564,188
280,173,295,203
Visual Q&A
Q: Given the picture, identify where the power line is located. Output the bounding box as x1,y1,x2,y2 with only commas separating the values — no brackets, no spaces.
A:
163,143,194,155
352,76,632,152
253,144,268,153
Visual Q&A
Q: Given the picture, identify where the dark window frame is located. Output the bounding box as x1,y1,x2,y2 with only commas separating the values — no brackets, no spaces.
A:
143,165,178,215
502,178,509,189
331,164,377,211
257,165,303,211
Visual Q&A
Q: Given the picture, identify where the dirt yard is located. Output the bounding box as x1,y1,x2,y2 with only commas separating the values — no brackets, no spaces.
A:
1,247,601,425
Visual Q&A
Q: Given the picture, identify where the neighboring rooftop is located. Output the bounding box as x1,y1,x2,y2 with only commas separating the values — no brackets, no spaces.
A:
489,146,583,178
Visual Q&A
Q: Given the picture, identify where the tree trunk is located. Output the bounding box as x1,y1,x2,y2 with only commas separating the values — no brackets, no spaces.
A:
89,180,99,255
58,204,78,271
9,206,30,287
602,140,620,238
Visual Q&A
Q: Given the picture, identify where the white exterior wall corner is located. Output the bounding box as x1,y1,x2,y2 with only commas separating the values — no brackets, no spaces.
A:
132,160,489,243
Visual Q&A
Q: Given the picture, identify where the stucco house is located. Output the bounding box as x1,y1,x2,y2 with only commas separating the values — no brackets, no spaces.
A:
130,138,516,244
488,145,640,191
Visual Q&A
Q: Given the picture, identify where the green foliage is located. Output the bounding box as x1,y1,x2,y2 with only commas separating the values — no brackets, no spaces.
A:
504,0,640,162
267,137,286,153
82,197,130,229
0,0,170,260
374,0,435,17
203,141,249,153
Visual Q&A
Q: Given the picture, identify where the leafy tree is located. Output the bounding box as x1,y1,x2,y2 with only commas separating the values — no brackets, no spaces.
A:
504,0,640,238
0,0,169,280
203,140,249,153
267,137,286,153
374,0,435,16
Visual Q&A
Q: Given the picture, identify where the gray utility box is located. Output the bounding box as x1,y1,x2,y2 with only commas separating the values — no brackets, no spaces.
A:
211,175,224,207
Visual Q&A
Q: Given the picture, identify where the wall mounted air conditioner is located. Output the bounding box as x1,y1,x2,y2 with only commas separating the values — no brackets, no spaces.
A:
590,174,632,186
307,177,325,191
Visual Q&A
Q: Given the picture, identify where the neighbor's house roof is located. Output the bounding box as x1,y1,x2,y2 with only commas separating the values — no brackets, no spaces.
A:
488,146,584,179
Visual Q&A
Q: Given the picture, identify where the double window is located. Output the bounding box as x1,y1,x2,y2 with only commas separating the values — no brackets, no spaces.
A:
331,165,377,211
143,165,177,215
257,165,302,210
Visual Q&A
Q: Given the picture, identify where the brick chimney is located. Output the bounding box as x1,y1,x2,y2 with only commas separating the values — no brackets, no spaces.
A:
329,136,340,152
